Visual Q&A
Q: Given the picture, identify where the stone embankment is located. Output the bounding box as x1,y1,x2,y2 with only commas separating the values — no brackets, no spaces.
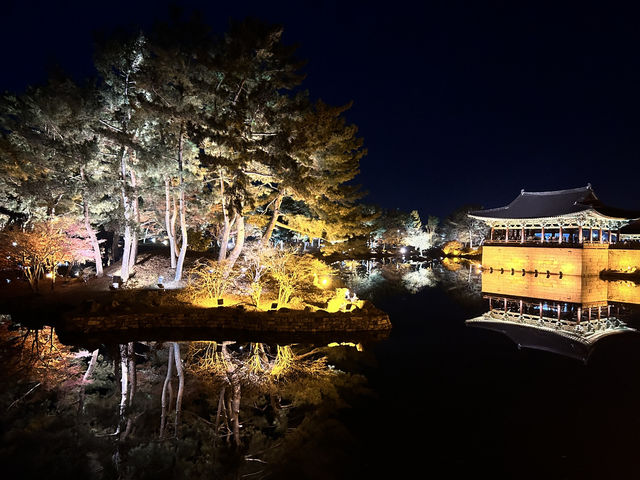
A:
61,302,391,336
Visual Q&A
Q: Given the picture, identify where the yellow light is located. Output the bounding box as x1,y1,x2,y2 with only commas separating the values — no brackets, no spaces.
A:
322,278,328,285
45,272,53,279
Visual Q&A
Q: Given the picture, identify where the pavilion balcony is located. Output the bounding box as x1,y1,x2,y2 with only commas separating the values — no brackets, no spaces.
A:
481,239,640,250
610,240,640,250
483,240,587,248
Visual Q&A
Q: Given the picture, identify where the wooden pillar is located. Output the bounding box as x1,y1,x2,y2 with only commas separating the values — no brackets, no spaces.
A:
541,226,545,243
558,226,563,244
578,226,583,243
521,227,525,244
599,227,603,244
577,307,581,324
504,298,508,313
519,299,523,315
490,227,494,241
608,229,612,244
589,227,593,242
505,226,509,243
489,297,492,311
616,229,621,244
557,305,561,321
539,302,543,319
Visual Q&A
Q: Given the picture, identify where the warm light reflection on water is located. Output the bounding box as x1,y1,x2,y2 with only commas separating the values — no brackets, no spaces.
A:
482,269,640,305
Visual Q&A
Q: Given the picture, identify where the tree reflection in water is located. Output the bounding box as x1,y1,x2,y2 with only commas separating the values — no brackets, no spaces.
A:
0,320,370,479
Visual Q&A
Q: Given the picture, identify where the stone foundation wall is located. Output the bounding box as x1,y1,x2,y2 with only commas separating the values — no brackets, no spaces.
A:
482,245,608,276
608,249,640,272
63,305,391,335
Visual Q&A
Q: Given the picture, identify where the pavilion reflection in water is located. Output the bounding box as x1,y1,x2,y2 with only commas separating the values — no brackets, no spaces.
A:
466,270,640,363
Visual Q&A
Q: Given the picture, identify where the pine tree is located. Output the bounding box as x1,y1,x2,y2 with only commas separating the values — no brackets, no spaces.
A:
94,30,147,281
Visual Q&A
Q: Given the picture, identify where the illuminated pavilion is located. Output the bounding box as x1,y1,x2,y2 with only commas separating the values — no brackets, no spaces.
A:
468,184,639,245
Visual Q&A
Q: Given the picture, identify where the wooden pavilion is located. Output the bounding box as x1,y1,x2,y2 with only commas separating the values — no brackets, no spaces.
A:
468,184,639,245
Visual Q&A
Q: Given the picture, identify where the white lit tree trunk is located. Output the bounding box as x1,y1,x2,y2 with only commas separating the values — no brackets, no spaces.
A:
119,146,133,282
83,348,100,382
165,177,177,268
80,168,103,277
128,170,139,273
118,344,129,432
173,342,184,436
171,195,178,261
174,131,188,282
160,344,174,439
226,213,245,270
218,171,230,261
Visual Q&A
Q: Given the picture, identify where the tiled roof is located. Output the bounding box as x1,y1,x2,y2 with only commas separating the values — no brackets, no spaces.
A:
469,185,639,220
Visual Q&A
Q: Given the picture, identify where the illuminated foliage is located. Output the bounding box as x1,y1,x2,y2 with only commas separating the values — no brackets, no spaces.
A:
0,218,93,290
241,242,272,307
442,240,465,256
184,258,236,302
264,248,335,305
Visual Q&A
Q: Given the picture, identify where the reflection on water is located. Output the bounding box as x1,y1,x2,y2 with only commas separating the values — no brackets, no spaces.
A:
0,322,371,479
467,268,640,363
3,258,640,478
336,257,481,299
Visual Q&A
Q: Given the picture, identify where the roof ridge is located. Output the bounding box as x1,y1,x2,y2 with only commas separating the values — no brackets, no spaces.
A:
520,184,592,196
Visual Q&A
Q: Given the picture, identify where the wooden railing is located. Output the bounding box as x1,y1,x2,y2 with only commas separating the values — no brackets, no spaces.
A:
483,240,584,248
483,310,629,339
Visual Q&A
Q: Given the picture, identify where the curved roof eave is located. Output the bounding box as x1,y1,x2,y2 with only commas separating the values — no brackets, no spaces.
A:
468,208,637,223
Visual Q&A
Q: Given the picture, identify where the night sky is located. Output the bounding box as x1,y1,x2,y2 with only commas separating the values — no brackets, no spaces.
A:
3,1,640,218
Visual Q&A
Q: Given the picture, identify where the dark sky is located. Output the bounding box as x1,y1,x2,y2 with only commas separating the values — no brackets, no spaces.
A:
3,1,640,218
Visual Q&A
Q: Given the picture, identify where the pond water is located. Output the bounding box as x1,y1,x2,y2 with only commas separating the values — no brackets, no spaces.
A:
2,258,640,479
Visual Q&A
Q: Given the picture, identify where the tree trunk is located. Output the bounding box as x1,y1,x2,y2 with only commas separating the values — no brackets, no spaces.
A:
118,344,129,432
111,229,120,264
165,177,177,268
80,168,103,277
214,386,226,433
129,228,138,272
260,190,285,247
174,190,188,281
119,147,132,282
174,132,188,282
160,344,174,439
218,171,230,261
221,342,241,448
121,225,132,282
127,170,139,273
172,343,184,437
171,195,178,260
219,215,230,261
127,342,136,407
230,376,241,449
84,200,104,277
226,214,245,270
83,348,100,382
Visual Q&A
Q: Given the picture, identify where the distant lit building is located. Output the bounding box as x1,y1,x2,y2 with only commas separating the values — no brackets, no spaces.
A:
468,184,639,245
468,185,640,276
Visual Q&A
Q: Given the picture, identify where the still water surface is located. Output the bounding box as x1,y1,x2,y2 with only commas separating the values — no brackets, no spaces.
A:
2,259,640,479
